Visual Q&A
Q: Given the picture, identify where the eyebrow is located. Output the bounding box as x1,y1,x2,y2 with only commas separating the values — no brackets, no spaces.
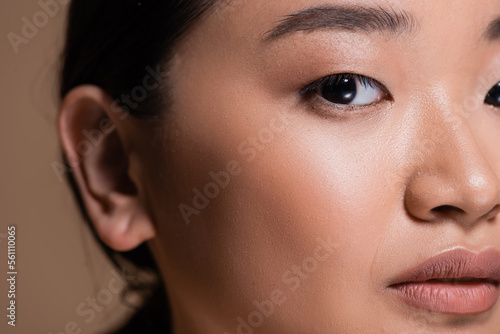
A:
264,5,418,42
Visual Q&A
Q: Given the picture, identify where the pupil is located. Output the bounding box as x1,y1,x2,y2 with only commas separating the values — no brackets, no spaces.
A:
485,82,500,107
321,77,357,104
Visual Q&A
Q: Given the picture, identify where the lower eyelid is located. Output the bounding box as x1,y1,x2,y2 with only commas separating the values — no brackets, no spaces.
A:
314,93,380,110
304,91,394,121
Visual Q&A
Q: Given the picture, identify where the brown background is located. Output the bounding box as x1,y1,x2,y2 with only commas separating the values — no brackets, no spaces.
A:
0,1,131,333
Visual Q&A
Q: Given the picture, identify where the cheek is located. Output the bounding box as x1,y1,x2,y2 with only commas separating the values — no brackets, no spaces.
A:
144,80,401,326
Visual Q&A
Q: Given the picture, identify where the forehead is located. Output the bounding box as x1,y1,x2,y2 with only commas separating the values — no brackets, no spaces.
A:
170,0,500,93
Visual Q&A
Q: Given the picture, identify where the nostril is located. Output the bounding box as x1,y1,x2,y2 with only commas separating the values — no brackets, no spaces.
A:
431,204,500,222
484,205,500,221
431,205,465,217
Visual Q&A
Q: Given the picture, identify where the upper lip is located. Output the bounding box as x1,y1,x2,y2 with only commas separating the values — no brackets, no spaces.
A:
388,248,500,286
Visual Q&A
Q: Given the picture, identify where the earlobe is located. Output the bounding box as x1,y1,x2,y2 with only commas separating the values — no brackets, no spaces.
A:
58,85,156,252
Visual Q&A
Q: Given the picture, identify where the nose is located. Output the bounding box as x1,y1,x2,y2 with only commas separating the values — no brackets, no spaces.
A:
404,112,500,229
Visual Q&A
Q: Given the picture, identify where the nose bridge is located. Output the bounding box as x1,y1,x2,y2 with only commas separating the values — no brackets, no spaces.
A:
423,107,480,175
404,95,500,228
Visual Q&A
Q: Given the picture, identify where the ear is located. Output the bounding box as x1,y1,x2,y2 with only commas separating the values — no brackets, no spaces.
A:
58,85,156,251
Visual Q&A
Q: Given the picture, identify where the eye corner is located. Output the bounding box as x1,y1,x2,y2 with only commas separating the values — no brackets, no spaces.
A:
484,82,500,108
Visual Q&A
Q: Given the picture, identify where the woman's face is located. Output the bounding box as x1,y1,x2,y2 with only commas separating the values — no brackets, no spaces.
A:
135,0,500,332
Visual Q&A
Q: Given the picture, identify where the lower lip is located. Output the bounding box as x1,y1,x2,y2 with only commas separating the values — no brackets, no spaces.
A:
389,281,500,315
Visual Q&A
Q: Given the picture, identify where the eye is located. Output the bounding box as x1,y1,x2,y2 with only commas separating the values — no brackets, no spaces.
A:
485,82,500,107
302,73,391,107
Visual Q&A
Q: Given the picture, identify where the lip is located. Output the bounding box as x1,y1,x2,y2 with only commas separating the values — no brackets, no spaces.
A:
387,248,500,315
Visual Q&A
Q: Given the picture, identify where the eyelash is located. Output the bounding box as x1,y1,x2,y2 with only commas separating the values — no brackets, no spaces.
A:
300,73,500,114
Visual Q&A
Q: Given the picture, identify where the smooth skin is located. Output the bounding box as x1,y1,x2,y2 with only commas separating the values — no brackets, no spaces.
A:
59,0,500,333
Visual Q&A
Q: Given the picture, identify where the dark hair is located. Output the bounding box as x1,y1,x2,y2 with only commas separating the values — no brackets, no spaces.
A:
60,1,218,332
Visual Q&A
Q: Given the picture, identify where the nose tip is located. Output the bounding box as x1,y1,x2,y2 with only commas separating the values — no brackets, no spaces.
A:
399,82,500,230
404,170,500,227
403,137,500,229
